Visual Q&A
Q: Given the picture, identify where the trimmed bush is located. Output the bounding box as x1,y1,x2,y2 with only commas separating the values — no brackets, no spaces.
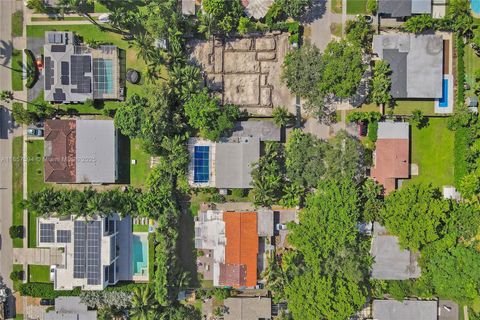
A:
19,283,81,298
456,36,465,106
9,225,23,239
10,270,23,281
231,188,246,198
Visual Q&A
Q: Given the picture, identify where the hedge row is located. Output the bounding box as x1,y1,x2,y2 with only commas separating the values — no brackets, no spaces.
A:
456,36,465,106
454,126,470,186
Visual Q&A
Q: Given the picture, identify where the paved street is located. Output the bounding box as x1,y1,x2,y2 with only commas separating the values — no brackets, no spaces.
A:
0,0,17,292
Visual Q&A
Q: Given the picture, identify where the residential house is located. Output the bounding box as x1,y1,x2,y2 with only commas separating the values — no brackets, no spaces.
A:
194,209,274,288
372,34,443,99
372,300,437,320
44,119,118,184
223,297,272,320
188,121,281,189
371,222,421,280
44,31,122,103
371,122,410,194
37,214,132,290
378,0,432,18
44,297,97,320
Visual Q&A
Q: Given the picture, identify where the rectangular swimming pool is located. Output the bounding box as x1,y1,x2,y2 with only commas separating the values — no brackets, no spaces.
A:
93,58,114,94
438,78,448,108
193,146,210,183
132,233,148,277
472,0,480,14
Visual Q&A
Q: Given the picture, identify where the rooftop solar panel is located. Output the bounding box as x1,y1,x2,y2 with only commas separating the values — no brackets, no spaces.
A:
53,89,66,102
40,223,55,243
51,45,66,53
73,221,86,279
44,57,53,91
86,221,101,285
61,61,69,76
71,55,92,94
61,76,69,85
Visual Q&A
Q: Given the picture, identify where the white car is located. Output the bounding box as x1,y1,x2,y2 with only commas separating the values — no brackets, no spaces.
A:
98,13,110,23
276,223,287,231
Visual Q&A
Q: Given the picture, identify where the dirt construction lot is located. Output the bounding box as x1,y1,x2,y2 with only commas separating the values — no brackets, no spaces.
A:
188,33,296,115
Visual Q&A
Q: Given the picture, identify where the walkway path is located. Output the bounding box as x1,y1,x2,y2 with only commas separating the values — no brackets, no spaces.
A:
13,248,63,265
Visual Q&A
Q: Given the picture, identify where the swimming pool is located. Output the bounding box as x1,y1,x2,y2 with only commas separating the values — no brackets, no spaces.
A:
193,146,210,183
438,78,449,108
472,0,480,14
93,58,114,94
132,233,148,277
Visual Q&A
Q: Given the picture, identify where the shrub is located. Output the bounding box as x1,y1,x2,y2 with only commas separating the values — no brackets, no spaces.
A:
10,270,23,281
19,283,81,298
456,36,465,106
367,121,378,142
9,225,23,239
104,282,148,292
24,49,38,89
231,188,246,198
209,193,225,203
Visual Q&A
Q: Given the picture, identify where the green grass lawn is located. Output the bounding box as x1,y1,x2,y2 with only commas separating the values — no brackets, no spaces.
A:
392,99,435,116
130,138,151,188
133,224,149,232
12,136,24,248
28,264,51,283
347,0,367,14
12,11,23,37
408,118,455,187
94,1,110,12
11,49,23,91
464,45,480,98
331,0,342,13
12,264,24,292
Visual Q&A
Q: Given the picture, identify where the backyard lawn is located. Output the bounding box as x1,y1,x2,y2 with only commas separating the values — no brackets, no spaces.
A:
28,264,51,283
464,45,480,98
393,99,435,115
130,138,151,188
11,11,23,37
11,49,23,91
133,224,149,232
347,0,367,14
12,136,24,248
408,118,455,187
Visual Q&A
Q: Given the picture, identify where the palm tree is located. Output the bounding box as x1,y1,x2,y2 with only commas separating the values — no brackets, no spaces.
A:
198,12,216,39
0,90,14,103
272,106,294,127
131,33,155,62
129,286,159,320
98,306,126,320
168,64,201,100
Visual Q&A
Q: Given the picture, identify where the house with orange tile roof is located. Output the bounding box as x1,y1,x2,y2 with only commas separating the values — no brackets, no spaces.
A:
371,122,410,194
194,209,273,288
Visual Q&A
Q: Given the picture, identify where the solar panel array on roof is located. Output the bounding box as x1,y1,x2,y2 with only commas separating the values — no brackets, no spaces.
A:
51,45,66,53
61,61,69,76
47,33,63,44
44,57,54,91
40,223,55,243
86,221,101,285
56,230,71,243
71,55,92,94
74,221,86,278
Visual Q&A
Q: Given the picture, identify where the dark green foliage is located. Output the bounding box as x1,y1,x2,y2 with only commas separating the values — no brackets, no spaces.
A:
345,16,374,48
199,0,244,36
371,60,392,106
285,179,370,320
231,188,247,198
9,225,23,239
276,0,312,18
20,283,81,298
346,111,382,123
184,90,240,141
411,109,429,129
251,142,285,207
10,270,23,282
379,183,448,251
403,14,436,33
285,129,327,188
104,282,149,292
447,202,480,241
12,103,38,125
360,178,383,222
456,37,465,106
114,94,146,138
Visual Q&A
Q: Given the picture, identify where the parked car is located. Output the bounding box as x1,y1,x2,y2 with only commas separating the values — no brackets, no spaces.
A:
27,128,44,137
40,299,55,306
275,223,287,231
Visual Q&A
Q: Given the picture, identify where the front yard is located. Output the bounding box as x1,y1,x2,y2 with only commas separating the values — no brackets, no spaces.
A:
347,0,368,14
11,49,23,91
408,118,455,187
12,136,24,248
27,140,45,248
28,264,51,283
464,45,480,99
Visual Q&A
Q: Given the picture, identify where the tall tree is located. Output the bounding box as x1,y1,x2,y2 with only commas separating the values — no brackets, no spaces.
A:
371,60,392,106
129,286,160,320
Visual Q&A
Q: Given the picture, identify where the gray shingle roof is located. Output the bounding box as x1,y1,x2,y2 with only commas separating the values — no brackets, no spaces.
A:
373,300,437,320
378,0,412,17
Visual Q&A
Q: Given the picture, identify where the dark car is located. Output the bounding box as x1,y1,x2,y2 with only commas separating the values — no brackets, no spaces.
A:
40,299,55,306
358,122,367,136
27,128,44,137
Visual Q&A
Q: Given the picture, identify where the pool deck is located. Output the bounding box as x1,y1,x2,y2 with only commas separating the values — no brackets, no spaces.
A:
132,232,149,282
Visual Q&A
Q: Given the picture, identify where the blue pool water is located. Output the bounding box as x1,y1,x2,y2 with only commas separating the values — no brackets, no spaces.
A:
472,0,480,14
132,233,148,276
193,146,209,183
93,59,114,94
438,79,449,108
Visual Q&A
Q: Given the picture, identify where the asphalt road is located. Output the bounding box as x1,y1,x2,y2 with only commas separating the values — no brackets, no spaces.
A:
0,0,17,291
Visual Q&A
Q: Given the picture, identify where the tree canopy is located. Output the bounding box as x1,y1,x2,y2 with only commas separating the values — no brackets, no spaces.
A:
371,60,392,106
